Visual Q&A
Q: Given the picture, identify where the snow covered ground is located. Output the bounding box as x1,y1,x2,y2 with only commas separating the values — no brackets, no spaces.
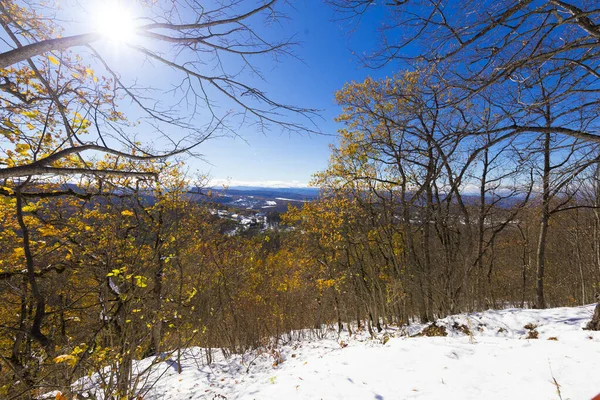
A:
65,304,600,399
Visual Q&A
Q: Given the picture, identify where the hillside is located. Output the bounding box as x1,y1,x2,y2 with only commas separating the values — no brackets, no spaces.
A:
52,304,600,400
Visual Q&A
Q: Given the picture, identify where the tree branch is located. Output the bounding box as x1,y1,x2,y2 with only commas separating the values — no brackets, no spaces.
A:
0,33,101,68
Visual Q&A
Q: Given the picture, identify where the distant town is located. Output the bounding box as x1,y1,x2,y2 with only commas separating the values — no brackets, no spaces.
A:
203,186,319,234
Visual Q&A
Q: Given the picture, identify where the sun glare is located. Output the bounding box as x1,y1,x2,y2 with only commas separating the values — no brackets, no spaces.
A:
93,1,135,42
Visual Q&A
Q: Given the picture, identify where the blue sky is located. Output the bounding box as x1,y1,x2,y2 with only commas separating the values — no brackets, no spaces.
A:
171,1,392,187
23,0,395,187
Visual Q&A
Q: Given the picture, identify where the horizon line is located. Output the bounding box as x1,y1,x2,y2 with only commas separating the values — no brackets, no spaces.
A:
208,179,312,189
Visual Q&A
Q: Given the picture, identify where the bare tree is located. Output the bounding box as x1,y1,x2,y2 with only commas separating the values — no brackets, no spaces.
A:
329,0,600,142
1,0,317,181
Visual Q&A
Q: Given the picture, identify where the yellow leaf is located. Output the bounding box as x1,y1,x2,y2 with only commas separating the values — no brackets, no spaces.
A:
22,111,38,118
106,268,121,277
134,275,147,288
48,55,59,65
22,204,38,212
13,248,25,258
72,345,86,355
53,354,77,366
15,143,30,155
121,210,134,217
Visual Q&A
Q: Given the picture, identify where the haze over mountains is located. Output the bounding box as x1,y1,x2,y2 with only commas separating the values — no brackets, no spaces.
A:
205,185,529,211
207,186,320,213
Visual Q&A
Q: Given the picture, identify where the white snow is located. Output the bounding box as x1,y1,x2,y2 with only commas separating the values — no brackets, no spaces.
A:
265,201,277,206
275,197,308,203
62,304,600,400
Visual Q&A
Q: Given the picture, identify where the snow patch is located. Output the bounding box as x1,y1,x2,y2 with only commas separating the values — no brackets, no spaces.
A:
56,305,600,400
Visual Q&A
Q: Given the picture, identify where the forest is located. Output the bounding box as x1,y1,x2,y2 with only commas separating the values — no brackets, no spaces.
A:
1,0,600,398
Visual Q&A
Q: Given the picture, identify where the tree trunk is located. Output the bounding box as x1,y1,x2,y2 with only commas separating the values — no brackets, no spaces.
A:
421,138,435,320
594,163,600,275
16,192,52,351
536,132,551,309
585,299,600,331
573,212,587,305
536,214,548,309
517,224,530,308
148,203,166,357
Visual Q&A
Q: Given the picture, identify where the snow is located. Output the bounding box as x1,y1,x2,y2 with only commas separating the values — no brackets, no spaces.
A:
275,197,308,203
60,304,600,400
265,201,277,206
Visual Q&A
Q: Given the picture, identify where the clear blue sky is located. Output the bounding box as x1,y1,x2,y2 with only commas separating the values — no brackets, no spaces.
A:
52,0,394,187
173,0,392,187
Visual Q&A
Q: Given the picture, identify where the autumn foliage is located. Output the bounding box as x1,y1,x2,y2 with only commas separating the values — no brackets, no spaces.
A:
2,0,600,398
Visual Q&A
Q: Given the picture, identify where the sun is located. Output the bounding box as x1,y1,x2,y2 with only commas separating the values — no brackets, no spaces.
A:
93,1,136,42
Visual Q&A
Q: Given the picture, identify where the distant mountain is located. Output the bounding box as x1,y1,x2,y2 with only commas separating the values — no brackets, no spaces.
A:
59,183,528,211
196,186,320,213
209,186,320,201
